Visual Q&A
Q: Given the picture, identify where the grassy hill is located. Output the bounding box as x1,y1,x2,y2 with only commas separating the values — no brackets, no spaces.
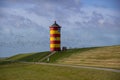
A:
6,47,96,62
6,45,120,69
0,45,120,80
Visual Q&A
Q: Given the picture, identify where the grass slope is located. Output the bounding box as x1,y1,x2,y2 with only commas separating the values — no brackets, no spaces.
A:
56,45,120,69
7,52,50,62
44,47,97,62
0,63,120,80
7,48,95,62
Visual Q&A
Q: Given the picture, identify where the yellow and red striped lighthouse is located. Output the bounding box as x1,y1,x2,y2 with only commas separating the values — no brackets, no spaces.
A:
49,21,61,51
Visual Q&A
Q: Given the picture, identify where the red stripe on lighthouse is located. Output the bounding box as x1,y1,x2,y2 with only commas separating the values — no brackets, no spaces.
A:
50,41,60,44
50,27,59,30
50,34,60,37
50,48,61,51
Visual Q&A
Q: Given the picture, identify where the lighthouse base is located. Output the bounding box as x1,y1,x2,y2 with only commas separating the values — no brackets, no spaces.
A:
50,48,61,51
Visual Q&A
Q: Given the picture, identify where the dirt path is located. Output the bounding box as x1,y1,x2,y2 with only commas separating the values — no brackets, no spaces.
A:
23,62,120,73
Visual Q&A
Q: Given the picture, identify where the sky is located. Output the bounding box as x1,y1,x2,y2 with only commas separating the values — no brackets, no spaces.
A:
0,0,120,57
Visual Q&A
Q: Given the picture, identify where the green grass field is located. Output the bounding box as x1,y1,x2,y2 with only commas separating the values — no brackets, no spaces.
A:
0,63,120,80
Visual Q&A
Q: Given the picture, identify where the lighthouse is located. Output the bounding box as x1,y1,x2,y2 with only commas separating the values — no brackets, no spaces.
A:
49,21,61,51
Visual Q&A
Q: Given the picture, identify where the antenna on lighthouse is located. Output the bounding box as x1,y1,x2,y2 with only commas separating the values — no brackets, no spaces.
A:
54,21,56,24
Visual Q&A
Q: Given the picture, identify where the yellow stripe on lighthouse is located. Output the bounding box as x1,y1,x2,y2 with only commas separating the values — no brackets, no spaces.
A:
50,37,60,41
50,30,60,34
50,44,60,48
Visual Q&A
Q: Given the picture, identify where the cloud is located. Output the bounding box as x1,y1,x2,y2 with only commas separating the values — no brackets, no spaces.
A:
98,19,105,25
2,8,51,28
